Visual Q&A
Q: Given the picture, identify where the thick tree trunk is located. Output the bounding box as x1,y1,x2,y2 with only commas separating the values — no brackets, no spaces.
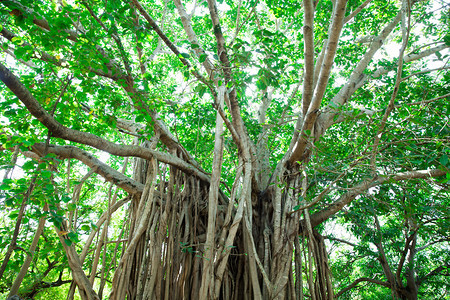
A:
101,153,332,299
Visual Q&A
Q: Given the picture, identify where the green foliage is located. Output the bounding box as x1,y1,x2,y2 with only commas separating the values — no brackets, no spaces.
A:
0,0,448,298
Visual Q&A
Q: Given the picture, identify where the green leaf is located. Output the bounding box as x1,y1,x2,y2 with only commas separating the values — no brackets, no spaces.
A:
22,160,36,170
199,54,207,63
440,154,448,166
444,34,450,46
183,70,190,80
68,232,78,241
61,195,71,203
41,170,53,178
64,239,72,246
11,36,24,45
179,53,190,59
9,210,19,218
0,183,12,191
135,115,144,122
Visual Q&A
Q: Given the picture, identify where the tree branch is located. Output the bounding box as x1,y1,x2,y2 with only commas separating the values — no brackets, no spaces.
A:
335,277,391,298
416,264,450,286
307,169,447,228
3,1,209,169
131,0,190,67
415,237,450,253
401,65,450,81
343,0,373,24
31,143,144,195
0,62,211,183
173,0,214,74
317,11,402,134
301,0,315,116
395,231,417,284
288,0,348,165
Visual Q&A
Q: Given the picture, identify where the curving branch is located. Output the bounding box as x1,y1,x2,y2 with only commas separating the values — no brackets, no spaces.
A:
30,143,145,195
335,277,391,298
0,62,211,183
416,264,450,286
1,2,201,165
307,169,448,228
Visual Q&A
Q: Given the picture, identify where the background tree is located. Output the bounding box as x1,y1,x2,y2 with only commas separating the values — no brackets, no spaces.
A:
0,0,449,299
329,182,449,299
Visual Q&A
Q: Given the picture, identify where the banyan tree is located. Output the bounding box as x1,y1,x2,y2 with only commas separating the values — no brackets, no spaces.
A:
0,0,448,299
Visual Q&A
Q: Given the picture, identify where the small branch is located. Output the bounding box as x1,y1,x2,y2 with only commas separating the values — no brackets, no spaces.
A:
131,0,211,88
344,0,373,24
81,0,133,76
401,65,450,81
395,231,417,284
416,264,450,286
373,213,397,291
396,93,450,108
229,2,258,47
131,0,190,67
306,169,448,229
335,277,391,298
416,237,450,253
324,236,358,248
369,0,411,174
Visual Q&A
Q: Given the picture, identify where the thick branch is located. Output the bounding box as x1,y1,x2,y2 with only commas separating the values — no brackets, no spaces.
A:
317,11,402,133
30,143,145,195
301,0,315,116
0,62,210,183
307,169,447,228
288,0,347,165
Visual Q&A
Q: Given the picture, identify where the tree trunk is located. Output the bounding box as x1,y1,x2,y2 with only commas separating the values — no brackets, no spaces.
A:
100,152,332,299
